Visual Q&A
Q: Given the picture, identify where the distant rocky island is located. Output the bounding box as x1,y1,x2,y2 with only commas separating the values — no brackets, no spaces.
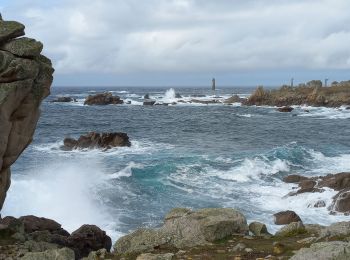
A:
245,80,350,107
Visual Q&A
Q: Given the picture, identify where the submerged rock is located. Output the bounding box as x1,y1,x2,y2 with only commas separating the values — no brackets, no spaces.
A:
62,132,131,150
114,208,248,254
84,92,123,105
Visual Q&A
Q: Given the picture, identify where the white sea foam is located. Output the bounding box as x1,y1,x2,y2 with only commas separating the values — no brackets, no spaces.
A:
298,106,350,119
107,162,144,179
2,160,124,240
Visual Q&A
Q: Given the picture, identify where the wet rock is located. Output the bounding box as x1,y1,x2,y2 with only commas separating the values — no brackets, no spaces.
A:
114,208,248,254
52,97,75,102
21,247,75,260
332,190,350,213
275,222,306,237
249,221,270,236
67,225,112,259
273,211,302,225
62,132,131,150
190,99,220,104
277,106,294,112
143,100,156,106
309,200,326,208
283,175,308,183
84,92,123,105
290,241,350,260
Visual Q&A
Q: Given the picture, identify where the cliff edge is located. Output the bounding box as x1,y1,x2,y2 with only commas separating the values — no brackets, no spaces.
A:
0,15,54,210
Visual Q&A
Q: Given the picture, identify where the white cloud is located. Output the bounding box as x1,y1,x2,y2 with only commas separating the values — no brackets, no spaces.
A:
2,0,350,75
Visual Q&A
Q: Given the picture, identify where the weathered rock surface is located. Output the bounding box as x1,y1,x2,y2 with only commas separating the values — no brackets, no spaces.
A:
249,221,270,236
21,247,75,260
275,221,306,237
273,211,301,225
136,253,174,260
84,92,123,105
62,132,131,150
290,241,350,260
114,208,248,254
283,172,350,214
0,17,54,210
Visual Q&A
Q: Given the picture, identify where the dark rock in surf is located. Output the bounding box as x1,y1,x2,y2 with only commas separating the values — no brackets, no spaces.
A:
274,211,302,225
143,100,156,106
277,106,294,112
224,94,245,104
67,225,112,259
62,132,131,150
52,97,75,103
283,175,308,183
84,92,123,105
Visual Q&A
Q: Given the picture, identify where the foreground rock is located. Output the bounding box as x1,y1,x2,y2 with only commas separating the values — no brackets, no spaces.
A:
245,81,350,107
0,215,111,259
114,208,248,254
84,92,123,105
0,17,54,210
283,172,350,214
62,132,131,150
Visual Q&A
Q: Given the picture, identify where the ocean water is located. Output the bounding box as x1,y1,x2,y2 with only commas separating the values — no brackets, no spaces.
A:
2,86,350,241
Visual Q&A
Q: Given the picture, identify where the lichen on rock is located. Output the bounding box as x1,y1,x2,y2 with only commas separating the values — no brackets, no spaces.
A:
0,17,54,210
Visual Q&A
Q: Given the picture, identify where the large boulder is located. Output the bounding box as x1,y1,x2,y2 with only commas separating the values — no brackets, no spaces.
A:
273,211,302,225
84,92,123,105
275,221,306,237
18,215,69,235
0,17,54,210
114,208,248,254
62,132,131,150
67,225,112,259
290,241,350,260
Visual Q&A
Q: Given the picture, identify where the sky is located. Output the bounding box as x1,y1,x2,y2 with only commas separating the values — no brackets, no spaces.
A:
1,0,350,87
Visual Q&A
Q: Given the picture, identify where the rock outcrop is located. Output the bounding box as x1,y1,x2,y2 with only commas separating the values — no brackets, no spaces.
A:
114,208,248,254
51,97,75,103
273,210,302,225
283,172,350,214
245,81,350,107
62,132,131,150
0,16,54,210
84,92,123,105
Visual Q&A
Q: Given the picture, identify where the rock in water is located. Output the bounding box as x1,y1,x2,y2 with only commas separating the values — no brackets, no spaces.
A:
114,208,248,254
0,18,54,210
84,92,123,105
273,211,302,225
52,97,74,102
62,132,131,150
277,106,294,112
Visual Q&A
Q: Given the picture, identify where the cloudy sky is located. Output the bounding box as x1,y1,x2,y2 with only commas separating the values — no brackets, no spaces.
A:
1,0,350,87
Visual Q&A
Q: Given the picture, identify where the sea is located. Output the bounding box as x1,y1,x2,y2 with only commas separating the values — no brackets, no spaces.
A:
2,86,350,241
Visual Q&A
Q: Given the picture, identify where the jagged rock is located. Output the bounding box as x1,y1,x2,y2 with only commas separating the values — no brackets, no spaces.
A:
21,247,75,260
275,221,306,237
84,92,123,105
136,253,175,260
62,132,131,150
0,20,25,44
0,17,53,210
18,215,68,235
273,211,301,225
290,241,350,260
283,173,350,214
248,221,270,236
114,208,248,254
277,106,294,112
0,37,43,57
67,225,112,259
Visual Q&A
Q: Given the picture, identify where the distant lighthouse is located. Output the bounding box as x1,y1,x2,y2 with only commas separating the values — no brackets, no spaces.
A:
212,78,216,91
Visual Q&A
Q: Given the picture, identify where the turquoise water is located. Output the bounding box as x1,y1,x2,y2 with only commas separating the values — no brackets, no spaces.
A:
3,86,350,239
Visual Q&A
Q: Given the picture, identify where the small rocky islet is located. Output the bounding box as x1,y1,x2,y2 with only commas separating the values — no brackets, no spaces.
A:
2,16,350,260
